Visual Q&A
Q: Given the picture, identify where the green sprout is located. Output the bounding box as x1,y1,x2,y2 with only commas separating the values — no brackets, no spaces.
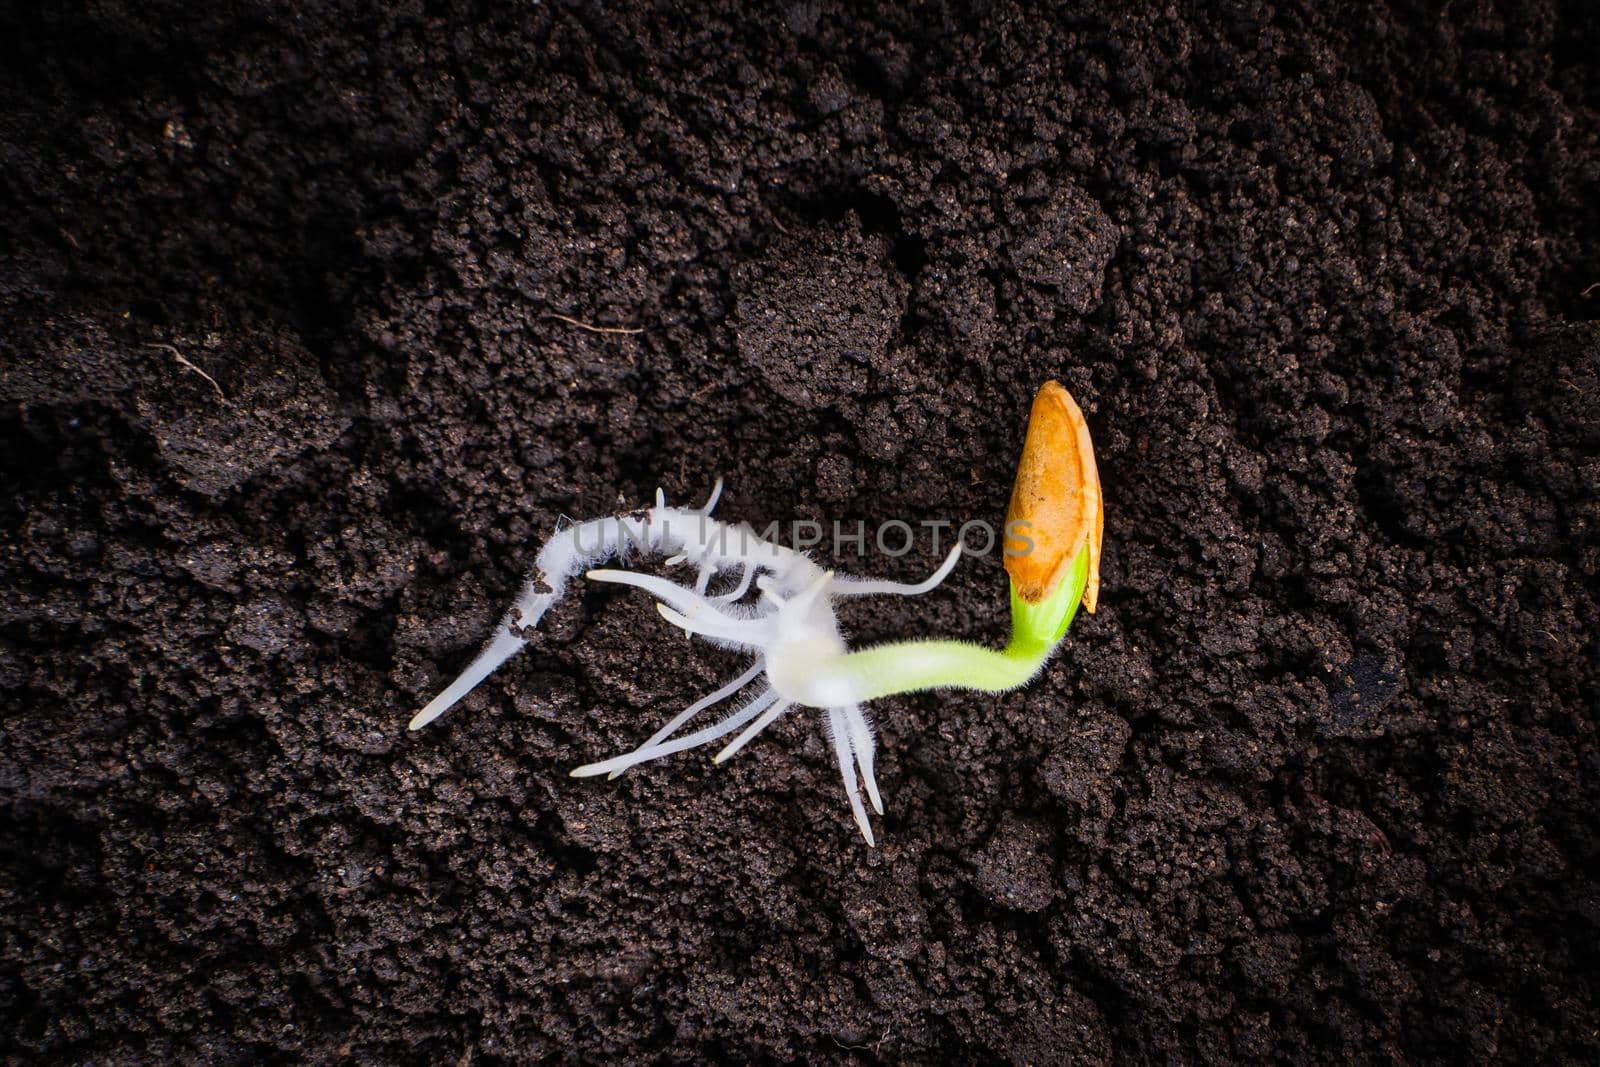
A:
824,379,1103,704
821,544,1091,702
410,381,1103,844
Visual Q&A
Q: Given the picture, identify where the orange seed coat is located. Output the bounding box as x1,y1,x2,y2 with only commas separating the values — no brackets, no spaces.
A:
1003,380,1103,612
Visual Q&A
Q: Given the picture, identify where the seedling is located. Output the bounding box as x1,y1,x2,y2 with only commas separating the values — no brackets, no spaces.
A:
410,381,1103,844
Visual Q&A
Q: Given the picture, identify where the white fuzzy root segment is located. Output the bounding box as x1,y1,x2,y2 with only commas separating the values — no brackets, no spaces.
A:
409,480,962,844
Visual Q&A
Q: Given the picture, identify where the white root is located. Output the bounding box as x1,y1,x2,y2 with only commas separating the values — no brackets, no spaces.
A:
605,658,766,779
410,480,962,843
570,686,781,778
712,699,794,764
828,706,876,847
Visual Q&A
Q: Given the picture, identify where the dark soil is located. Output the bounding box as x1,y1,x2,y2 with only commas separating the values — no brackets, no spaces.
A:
3,1,1598,1063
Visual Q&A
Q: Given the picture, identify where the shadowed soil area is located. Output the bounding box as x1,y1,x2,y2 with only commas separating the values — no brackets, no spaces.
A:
2,1,1598,1062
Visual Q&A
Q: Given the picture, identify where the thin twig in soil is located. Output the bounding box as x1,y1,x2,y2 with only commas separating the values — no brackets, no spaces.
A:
541,312,645,335
145,342,227,403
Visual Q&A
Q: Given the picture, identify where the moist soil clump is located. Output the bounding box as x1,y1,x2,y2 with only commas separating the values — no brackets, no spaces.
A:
2,2,1598,1063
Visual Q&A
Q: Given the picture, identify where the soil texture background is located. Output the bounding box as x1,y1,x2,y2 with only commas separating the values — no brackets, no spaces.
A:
3,1,1599,1063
